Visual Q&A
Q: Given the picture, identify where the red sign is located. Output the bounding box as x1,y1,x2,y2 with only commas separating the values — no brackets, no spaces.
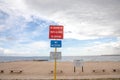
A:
49,25,63,39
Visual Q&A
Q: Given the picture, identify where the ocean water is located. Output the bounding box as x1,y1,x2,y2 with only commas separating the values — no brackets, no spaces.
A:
0,56,120,62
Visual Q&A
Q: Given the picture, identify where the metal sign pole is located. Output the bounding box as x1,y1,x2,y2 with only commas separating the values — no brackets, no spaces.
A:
54,48,57,80
49,25,63,80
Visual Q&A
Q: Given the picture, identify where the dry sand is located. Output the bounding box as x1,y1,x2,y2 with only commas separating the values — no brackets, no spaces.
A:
0,61,120,79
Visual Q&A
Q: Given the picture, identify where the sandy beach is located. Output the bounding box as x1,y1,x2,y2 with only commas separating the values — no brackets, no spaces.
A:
0,61,120,80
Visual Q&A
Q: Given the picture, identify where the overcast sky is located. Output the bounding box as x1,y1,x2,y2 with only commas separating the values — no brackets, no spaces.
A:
0,0,120,56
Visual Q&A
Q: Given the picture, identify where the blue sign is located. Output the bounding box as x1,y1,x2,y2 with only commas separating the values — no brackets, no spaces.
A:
50,40,62,48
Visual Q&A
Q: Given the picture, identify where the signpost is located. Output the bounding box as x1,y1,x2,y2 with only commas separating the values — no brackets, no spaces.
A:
49,25,64,80
73,60,83,67
50,40,62,48
49,25,63,39
73,60,84,73
50,52,61,60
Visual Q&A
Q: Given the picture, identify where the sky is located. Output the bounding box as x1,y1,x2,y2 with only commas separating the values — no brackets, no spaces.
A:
0,0,120,56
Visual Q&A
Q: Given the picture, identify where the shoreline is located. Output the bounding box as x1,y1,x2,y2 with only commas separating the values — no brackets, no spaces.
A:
0,56,120,63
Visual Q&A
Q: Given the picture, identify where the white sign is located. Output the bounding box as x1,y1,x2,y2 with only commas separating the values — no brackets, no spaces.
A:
50,52,61,60
73,59,83,67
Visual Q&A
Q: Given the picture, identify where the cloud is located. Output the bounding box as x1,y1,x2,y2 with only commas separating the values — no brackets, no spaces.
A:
1,0,120,40
0,0,120,56
63,40,120,56
0,48,4,56
24,0,120,40
0,7,56,42
0,1,56,56
2,41,49,56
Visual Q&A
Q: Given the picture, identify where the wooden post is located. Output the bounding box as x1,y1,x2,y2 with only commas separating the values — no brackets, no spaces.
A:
82,66,84,72
74,66,76,73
